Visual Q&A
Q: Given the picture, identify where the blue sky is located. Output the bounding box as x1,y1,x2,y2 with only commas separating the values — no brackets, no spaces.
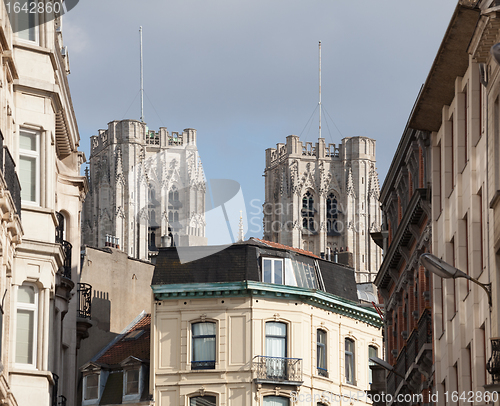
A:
63,0,458,243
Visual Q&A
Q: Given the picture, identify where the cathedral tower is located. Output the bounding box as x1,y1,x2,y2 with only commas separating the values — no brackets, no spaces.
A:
264,135,382,282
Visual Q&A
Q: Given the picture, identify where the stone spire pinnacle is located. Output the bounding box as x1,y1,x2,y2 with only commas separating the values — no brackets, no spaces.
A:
238,210,244,242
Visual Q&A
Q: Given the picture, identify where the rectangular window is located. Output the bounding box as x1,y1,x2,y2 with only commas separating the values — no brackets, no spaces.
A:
191,322,216,370
8,1,38,42
317,330,327,377
190,396,216,406
262,258,283,284
84,374,99,400
19,129,39,204
369,345,378,384
345,338,355,385
266,322,287,379
16,283,37,366
125,369,139,395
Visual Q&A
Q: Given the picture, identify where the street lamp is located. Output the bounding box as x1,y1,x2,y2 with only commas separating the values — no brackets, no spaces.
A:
419,253,492,307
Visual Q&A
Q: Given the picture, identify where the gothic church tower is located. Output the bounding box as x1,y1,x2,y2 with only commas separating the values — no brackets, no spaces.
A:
82,119,207,260
264,135,382,283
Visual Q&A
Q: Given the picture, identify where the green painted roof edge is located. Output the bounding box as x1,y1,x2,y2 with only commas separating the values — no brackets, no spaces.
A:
151,281,382,329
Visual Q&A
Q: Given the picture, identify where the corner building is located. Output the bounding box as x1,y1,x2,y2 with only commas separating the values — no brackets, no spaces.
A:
264,135,382,282
82,120,207,260
150,239,383,406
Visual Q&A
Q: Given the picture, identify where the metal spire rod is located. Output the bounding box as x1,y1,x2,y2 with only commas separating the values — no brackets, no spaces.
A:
140,26,144,122
319,40,322,139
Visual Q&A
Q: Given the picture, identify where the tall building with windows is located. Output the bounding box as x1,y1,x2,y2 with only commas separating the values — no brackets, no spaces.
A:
0,2,89,406
264,135,382,283
150,239,383,406
82,120,207,260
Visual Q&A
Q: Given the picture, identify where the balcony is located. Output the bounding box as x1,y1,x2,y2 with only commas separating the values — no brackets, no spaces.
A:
76,283,92,349
3,146,21,218
60,240,72,279
253,356,303,386
487,338,500,384
77,283,92,319
415,309,432,375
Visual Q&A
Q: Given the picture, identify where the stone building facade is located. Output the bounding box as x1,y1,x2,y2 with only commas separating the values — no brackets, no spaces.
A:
264,135,382,283
372,124,434,404
150,240,383,406
0,2,89,406
82,120,207,261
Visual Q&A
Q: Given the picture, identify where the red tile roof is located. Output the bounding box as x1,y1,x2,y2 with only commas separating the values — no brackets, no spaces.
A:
250,238,320,259
97,314,151,366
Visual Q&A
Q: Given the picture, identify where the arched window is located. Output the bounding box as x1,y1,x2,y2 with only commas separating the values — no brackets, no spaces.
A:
302,191,315,231
326,193,339,236
191,322,216,370
16,283,38,366
345,338,356,384
317,329,327,377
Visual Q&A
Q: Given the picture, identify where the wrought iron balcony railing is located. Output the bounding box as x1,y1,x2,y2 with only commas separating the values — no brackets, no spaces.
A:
395,347,406,391
58,395,67,406
417,309,432,355
487,338,500,383
407,328,418,366
52,373,59,406
77,283,92,319
3,147,21,218
253,356,303,385
60,240,72,279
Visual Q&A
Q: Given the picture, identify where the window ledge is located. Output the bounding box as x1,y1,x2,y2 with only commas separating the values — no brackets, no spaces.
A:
11,368,53,383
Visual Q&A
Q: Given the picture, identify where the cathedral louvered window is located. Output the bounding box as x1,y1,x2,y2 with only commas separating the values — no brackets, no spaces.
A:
302,191,315,231
326,193,340,236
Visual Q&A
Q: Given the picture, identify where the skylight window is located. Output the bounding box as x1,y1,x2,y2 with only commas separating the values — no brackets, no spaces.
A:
261,257,321,290
123,330,144,341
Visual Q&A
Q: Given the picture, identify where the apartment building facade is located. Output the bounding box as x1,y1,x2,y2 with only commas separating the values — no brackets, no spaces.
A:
150,240,383,406
0,2,89,405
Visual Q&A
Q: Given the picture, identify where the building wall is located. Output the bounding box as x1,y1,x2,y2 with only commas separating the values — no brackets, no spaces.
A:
152,295,382,406
0,3,88,406
82,120,207,261
264,135,382,283
78,246,154,366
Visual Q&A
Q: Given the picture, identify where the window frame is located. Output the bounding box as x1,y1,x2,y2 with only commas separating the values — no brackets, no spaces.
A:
368,345,378,384
9,0,39,43
83,373,100,401
262,257,284,284
317,329,328,377
345,338,356,385
124,368,140,396
263,396,290,406
15,282,38,368
191,321,216,370
189,395,217,406
19,128,40,205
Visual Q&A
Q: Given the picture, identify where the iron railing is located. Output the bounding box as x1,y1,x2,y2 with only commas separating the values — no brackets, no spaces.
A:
61,240,72,279
191,360,216,370
387,371,396,396
407,328,418,366
52,373,59,406
487,338,500,383
4,147,21,218
417,309,432,355
58,396,66,406
395,347,406,390
77,283,92,319
253,355,302,384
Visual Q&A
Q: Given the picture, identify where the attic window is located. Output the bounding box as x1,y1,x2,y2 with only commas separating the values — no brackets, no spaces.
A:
261,257,322,290
124,330,144,341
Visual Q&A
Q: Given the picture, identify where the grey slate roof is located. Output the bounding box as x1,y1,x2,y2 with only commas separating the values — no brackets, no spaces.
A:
152,240,358,302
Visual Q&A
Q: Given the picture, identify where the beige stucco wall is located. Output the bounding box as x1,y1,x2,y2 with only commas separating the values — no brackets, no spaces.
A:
78,246,154,365
152,295,382,406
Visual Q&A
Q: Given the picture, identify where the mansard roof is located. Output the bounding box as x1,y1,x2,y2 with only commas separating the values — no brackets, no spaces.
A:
151,240,358,302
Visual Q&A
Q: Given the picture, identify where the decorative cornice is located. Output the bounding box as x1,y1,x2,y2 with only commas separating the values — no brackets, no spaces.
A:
152,281,383,328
